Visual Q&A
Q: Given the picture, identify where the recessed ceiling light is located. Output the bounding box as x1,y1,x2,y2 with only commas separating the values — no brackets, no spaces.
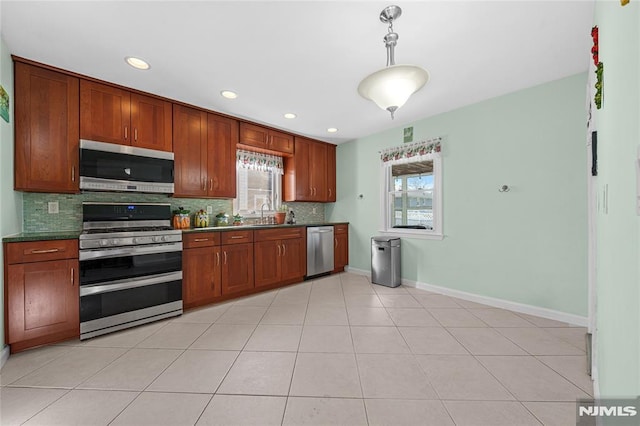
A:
221,90,238,99
125,56,150,70
284,113,297,119
327,127,338,133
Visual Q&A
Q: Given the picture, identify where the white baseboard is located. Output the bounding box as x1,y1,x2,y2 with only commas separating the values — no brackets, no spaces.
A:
346,266,588,327
1,344,9,369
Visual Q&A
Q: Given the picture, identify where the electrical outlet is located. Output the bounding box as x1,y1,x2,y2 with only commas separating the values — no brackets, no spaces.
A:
48,201,59,214
206,206,213,214
312,207,317,214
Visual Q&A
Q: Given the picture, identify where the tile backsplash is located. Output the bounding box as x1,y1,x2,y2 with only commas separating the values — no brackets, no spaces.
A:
22,192,325,232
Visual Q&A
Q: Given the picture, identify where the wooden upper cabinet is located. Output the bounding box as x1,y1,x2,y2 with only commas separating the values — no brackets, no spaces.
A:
326,144,337,202
173,105,238,199
80,80,172,151
207,114,237,198
14,62,80,193
239,122,293,155
284,137,336,202
173,104,208,198
130,93,173,151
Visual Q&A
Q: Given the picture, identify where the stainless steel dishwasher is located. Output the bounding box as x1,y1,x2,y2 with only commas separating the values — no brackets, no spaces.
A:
306,226,334,278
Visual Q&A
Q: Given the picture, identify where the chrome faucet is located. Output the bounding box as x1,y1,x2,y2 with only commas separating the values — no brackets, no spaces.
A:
260,199,272,224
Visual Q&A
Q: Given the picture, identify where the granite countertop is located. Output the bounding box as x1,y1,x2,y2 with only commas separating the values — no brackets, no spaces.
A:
3,223,349,242
2,231,82,243
182,222,348,233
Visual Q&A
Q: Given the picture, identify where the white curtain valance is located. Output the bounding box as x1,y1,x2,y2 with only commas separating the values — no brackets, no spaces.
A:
380,137,442,163
236,149,284,175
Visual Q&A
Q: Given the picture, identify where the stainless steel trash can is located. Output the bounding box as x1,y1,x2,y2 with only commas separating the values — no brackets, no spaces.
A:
371,236,401,287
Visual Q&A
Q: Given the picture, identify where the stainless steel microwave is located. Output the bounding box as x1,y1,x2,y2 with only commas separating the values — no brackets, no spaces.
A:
79,140,174,194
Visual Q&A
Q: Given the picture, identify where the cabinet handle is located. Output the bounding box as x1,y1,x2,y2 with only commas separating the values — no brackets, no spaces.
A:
209,179,213,191
124,126,128,140
71,166,75,182
282,243,286,257
230,236,244,239
203,178,206,191
223,251,228,264
134,128,138,141
194,238,209,242
30,248,60,254
335,238,338,248
328,188,332,197
277,244,281,257
71,267,75,286
216,251,220,266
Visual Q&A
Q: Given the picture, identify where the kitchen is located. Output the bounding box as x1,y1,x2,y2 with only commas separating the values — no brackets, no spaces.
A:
1,1,639,425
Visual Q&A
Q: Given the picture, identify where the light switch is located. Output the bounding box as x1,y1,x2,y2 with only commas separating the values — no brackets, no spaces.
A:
48,201,59,214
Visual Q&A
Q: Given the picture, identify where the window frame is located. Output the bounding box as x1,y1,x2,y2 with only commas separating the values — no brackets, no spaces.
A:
379,155,443,240
233,165,282,217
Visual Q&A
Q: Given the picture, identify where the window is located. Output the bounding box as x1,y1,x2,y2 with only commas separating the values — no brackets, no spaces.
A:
380,139,443,239
233,150,283,216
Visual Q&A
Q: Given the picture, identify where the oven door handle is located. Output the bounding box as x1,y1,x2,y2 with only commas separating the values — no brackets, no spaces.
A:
80,271,183,297
79,242,183,261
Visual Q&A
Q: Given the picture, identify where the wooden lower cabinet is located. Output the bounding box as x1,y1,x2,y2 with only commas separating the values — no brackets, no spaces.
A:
254,227,306,288
334,224,349,273
221,243,254,295
4,239,79,353
182,246,221,309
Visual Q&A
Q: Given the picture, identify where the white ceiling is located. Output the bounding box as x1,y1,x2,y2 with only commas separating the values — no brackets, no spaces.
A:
1,1,594,144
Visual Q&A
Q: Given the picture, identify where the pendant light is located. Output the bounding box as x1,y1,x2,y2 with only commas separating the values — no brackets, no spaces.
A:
357,5,429,119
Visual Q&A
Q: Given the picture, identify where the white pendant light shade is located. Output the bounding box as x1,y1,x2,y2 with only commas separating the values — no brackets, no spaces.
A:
358,5,429,119
358,64,429,115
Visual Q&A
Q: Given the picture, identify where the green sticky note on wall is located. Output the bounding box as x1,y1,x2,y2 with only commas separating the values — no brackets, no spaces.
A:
403,126,413,143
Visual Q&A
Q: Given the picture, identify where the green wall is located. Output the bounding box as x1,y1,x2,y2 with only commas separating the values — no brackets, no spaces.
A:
0,37,23,350
327,73,589,317
593,0,640,398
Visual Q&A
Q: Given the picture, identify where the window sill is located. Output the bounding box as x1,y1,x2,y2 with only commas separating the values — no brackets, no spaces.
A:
378,229,444,240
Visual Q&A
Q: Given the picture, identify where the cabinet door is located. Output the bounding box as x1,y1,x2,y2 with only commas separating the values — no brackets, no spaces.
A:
310,141,328,201
281,237,306,281
254,240,281,288
183,246,221,308
221,243,254,295
130,93,173,152
334,232,349,272
293,137,312,200
14,62,79,193
239,122,268,149
326,144,337,202
80,80,131,145
6,259,79,346
269,130,294,154
173,104,208,197
207,114,238,198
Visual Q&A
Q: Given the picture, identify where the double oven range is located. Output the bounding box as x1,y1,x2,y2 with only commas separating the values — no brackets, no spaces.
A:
79,202,183,340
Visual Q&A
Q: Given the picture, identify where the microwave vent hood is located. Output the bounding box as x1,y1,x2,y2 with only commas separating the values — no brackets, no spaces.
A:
79,139,175,194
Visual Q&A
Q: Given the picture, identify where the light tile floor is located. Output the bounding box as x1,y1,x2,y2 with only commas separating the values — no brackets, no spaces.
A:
0,273,592,425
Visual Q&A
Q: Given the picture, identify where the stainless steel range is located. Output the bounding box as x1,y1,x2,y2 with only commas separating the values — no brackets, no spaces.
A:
79,202,183,340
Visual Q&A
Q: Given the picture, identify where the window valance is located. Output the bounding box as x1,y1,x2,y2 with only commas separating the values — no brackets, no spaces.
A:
380,137,442,163
236,149,284,175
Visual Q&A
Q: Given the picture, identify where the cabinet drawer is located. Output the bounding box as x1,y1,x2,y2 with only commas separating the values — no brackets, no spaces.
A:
5,239,79,264
183,232,220,248
221,230,254,245
334,224,348,234
254,227,304,242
